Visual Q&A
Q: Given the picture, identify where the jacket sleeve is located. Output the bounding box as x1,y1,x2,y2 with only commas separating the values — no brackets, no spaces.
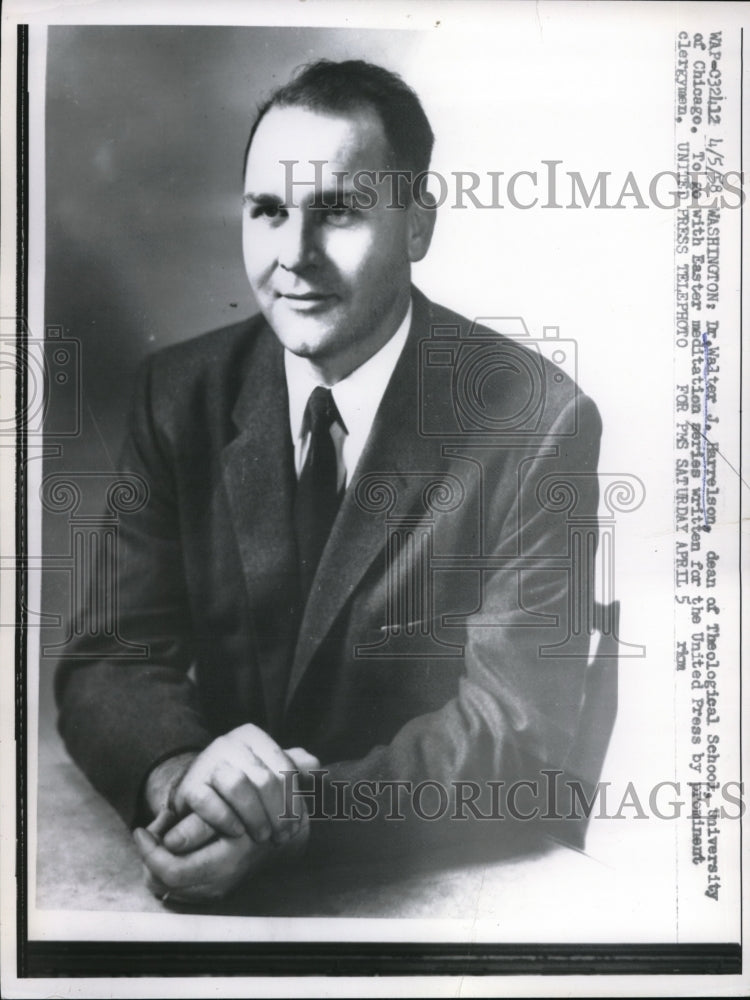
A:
54,356,213,827
303,392,603,860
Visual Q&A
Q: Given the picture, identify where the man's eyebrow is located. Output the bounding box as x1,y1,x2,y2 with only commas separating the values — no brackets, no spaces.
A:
244,186,362,205
242,192,283,205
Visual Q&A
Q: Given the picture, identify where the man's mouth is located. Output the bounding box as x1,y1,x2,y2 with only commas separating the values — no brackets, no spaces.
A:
275,290,337,311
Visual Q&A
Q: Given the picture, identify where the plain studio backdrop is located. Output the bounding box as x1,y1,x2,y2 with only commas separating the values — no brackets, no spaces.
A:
31,12,741,942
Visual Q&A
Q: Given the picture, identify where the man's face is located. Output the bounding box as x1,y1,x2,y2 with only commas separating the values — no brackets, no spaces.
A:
242,104,433,382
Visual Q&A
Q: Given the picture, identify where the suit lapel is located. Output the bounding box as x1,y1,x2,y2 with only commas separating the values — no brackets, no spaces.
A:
221,325,300,730
285,289,449,707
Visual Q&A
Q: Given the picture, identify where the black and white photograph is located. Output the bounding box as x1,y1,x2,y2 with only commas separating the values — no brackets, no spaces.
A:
0,0,747,995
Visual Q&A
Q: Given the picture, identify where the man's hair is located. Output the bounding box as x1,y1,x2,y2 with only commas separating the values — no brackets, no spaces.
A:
244,59,434,178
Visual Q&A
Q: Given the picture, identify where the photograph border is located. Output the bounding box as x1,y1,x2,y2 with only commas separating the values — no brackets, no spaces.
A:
4,4,747,987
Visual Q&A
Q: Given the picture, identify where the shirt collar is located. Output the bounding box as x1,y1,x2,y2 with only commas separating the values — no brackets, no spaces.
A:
285,301,412,445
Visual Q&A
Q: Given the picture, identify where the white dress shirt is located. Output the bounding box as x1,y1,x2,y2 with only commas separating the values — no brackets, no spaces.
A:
284,302,413,491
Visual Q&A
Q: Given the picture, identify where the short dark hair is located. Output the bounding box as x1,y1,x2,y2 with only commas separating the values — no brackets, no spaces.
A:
243,59,434,178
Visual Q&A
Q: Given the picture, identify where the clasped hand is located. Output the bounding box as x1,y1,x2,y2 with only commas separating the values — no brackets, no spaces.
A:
133,723,319,902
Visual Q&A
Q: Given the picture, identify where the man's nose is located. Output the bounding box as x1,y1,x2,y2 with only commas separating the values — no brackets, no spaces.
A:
277,211,318,272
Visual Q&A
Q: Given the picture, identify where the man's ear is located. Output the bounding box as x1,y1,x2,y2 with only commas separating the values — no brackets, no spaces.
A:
406,192,437,263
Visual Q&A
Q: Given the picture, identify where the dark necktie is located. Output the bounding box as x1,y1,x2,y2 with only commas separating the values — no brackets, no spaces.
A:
294,386,344,600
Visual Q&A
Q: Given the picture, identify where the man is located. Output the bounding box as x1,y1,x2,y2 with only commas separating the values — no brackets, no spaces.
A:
55,60,602,903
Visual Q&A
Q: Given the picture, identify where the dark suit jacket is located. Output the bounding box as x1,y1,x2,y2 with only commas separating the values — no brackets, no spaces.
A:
56,286,602,860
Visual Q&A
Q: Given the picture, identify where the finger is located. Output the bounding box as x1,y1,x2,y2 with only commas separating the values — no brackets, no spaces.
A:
173,781,246,839
232,735,303,840
238,726,302,781
280,748,321,825
147,807,179,841
285,746,322,775
206,741,299,843
144,868,170,899
135,827,186,890
210,760,274,844
134,826,215,891
162,812,217,854
135,825,270,897
143,863,212,906
170,748,280,842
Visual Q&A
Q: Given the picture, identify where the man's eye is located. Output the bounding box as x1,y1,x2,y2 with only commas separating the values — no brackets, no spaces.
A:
249,203,287,221
321,204,359,225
